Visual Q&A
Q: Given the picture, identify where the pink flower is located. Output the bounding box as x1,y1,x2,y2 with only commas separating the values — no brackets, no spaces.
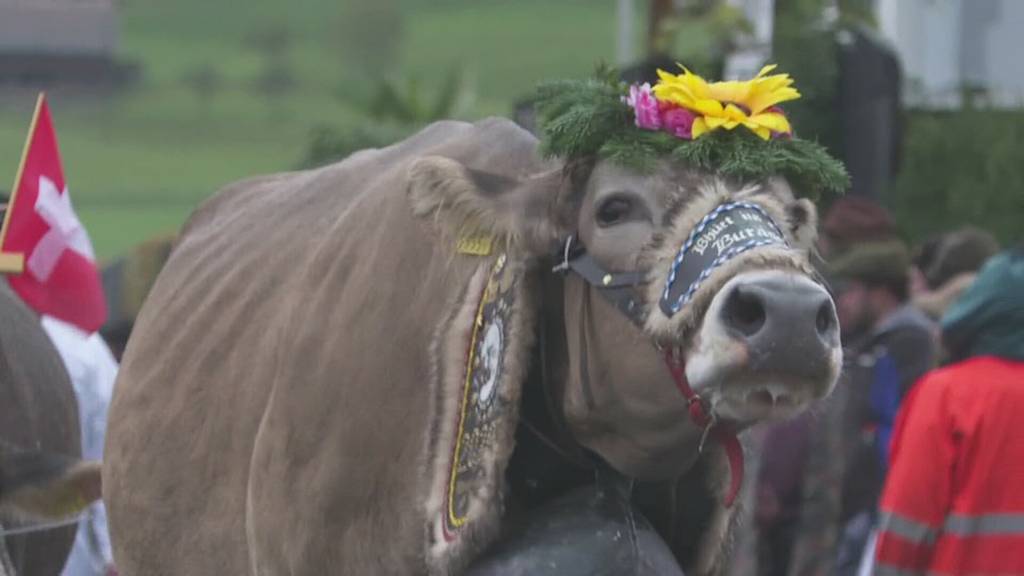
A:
765,106,793,139
625,83,661,130
660,105,696,139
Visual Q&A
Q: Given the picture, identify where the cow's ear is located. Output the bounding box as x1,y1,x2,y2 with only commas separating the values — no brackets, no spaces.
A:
0,453,102,519
786,197,818,251
407,155,573,256
761,176,819,251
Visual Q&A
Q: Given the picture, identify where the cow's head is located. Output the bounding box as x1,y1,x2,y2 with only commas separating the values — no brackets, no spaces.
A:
552,159,840,480
411,149,840,481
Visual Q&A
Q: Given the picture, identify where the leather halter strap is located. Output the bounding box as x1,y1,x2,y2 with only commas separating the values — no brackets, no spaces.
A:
663,350,743,508
553,235,744,508
552,235,647,327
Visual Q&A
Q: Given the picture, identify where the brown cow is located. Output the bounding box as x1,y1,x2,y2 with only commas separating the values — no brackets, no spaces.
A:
105,118,841,575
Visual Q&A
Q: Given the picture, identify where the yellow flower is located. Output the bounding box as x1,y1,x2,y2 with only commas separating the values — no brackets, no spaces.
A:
652,64,800,140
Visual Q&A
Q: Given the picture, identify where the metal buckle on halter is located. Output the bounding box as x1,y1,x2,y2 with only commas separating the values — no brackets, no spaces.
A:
552,234,648,327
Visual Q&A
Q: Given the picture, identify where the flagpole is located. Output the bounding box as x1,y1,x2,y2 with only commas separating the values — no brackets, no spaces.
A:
0,93,45,274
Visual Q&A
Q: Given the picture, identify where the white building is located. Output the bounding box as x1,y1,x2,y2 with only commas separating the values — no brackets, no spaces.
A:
0,0,119,57
876,0,1024,108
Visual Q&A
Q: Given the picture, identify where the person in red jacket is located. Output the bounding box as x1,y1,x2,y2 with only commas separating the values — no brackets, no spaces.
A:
875,245,1024,575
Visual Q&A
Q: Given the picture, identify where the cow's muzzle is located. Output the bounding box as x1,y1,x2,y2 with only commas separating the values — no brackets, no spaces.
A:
721,272,838,375
686,269,841,422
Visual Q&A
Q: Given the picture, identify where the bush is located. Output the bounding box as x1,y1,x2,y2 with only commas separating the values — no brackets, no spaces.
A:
365,67,466,124
298,123,416,169
300,67,470,169
888,109,1024,245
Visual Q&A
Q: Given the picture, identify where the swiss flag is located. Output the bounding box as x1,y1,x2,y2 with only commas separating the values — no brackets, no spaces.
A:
0,94,107,333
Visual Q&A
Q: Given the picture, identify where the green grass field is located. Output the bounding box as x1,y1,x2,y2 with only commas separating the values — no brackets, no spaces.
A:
0,0,631,260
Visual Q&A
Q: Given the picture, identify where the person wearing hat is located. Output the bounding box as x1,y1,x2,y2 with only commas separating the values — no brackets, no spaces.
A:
829,239,931,343
828,239,937,574
911,227,1000,322
776,239,937,576
874,245,1024,575
818,197,897,260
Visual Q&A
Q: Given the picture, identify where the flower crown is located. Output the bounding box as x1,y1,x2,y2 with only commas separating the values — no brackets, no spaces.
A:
534,64,849,197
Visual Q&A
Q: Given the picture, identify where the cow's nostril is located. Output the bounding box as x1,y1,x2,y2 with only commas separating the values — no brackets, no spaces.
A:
724,287,766,337
816,301,835,336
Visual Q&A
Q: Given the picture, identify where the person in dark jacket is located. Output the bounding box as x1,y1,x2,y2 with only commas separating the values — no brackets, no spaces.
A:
874,245,1024,575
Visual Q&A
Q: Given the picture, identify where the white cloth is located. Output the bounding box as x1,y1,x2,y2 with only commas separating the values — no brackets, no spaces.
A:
40,316,117,576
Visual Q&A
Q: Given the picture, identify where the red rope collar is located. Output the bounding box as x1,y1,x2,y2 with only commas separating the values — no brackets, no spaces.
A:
663,349,743,508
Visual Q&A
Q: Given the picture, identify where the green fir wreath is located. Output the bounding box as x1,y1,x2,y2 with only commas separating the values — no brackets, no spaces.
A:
533,65,849,199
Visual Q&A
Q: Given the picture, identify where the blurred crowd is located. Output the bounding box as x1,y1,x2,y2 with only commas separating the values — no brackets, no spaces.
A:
732,197,1024,576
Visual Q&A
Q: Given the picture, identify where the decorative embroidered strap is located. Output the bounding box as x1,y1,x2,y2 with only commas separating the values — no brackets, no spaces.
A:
441,253,521,543
660,201,788,317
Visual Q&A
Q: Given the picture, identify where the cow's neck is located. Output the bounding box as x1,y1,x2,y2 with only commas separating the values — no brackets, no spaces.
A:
500,270,594,514
531,269,591,467
536,259,746,508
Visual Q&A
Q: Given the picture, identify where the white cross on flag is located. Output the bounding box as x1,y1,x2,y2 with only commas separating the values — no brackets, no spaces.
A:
0,94,107,333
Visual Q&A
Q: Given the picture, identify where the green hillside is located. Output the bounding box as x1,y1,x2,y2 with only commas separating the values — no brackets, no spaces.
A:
0,0,625,260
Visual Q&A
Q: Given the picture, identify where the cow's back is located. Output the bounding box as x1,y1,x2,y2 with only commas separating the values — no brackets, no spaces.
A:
104,118,543,575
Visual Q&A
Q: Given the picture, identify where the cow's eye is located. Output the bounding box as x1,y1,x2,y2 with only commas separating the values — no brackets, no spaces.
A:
596,195,634,226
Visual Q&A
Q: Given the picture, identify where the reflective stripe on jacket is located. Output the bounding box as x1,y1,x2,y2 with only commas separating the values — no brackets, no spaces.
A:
875,356,1024,575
